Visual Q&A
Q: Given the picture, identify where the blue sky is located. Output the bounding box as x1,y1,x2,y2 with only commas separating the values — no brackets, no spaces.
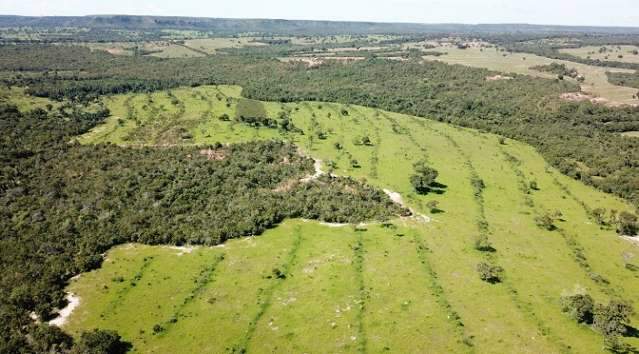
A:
1,0,637,27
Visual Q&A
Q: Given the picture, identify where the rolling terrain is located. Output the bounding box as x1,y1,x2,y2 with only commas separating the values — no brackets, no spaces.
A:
57,85,639,353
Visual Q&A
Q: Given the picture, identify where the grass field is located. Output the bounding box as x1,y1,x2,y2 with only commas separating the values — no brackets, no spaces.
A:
67,85,639,352
0,86,60,112
560,45,639,64
421,46,638,105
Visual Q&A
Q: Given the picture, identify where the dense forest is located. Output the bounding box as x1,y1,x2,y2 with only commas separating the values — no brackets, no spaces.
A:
2,45,637,207
0,99,403,352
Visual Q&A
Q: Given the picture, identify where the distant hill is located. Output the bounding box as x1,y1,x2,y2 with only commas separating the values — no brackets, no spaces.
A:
1,15,639,35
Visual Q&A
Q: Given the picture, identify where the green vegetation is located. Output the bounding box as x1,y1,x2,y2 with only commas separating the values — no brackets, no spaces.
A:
2,22,639,353
0,98,401,352
4,44,638,207
50,84,638,352
531,62,581,80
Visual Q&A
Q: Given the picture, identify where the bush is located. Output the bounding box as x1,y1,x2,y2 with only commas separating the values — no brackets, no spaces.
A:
474,234,495,252
476,262,503,283
535,212,556,231
593,300,634,336
616,211,638,236
561,293,594,323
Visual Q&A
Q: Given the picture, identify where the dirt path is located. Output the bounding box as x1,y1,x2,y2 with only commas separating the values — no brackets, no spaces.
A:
49,293,80,327
300,159,324,182
383,189,431,223
622,236,639,247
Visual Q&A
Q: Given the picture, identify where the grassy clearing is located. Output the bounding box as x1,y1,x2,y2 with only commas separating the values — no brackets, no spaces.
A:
0,86,59,112
183,38,266,54
560,45,639,65
422,46,638,105
68,85,639,352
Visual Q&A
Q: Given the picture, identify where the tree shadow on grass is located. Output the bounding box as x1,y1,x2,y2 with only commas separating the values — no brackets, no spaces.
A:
419,182,448,195
625,325,639,338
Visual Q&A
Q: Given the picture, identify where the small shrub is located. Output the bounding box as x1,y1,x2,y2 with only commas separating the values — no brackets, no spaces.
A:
474,234,495,252
529,181,539,191
152,324,165,334
535,212,556,231
426,200,439,213
272,268,287,279
476,262,503,283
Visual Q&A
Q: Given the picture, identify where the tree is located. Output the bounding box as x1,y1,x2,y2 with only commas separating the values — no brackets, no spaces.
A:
71,329,131,354
410,160,439,194
476,262,503,283
29,324,73,353
593,300,634,337
616,212,638,236
561,293,594,323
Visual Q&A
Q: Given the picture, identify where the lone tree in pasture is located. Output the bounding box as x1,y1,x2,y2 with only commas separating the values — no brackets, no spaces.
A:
410,160,439,194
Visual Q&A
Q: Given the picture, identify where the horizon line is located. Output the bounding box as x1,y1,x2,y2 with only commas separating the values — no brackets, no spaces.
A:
1,13,638,30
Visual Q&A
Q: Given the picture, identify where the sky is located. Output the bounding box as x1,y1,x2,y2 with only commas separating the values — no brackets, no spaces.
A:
0,0,638,27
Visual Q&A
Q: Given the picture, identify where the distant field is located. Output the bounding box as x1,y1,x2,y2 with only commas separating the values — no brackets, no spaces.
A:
560,45,639,64
183,37,266,54
84,41,205,58
0,86,60,112
66,85,639,352
421,46,638,105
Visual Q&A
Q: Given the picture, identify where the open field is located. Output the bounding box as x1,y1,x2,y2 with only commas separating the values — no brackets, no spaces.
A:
84,41,207,58
421,46,638,105
560,45,639,64
64,85,639,352
0,86,60,112
183,37,266,54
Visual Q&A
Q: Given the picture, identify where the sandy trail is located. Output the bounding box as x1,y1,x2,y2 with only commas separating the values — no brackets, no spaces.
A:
300,159,324,183
383,189,431,223
166,245,196,256
622,236,639,247
49,293,80,327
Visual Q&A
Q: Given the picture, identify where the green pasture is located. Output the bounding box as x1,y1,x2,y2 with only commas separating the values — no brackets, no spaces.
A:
65,85,639,352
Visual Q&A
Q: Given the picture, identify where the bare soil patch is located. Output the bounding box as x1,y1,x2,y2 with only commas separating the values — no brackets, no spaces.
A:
199,148,226,161
486,75,513,81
